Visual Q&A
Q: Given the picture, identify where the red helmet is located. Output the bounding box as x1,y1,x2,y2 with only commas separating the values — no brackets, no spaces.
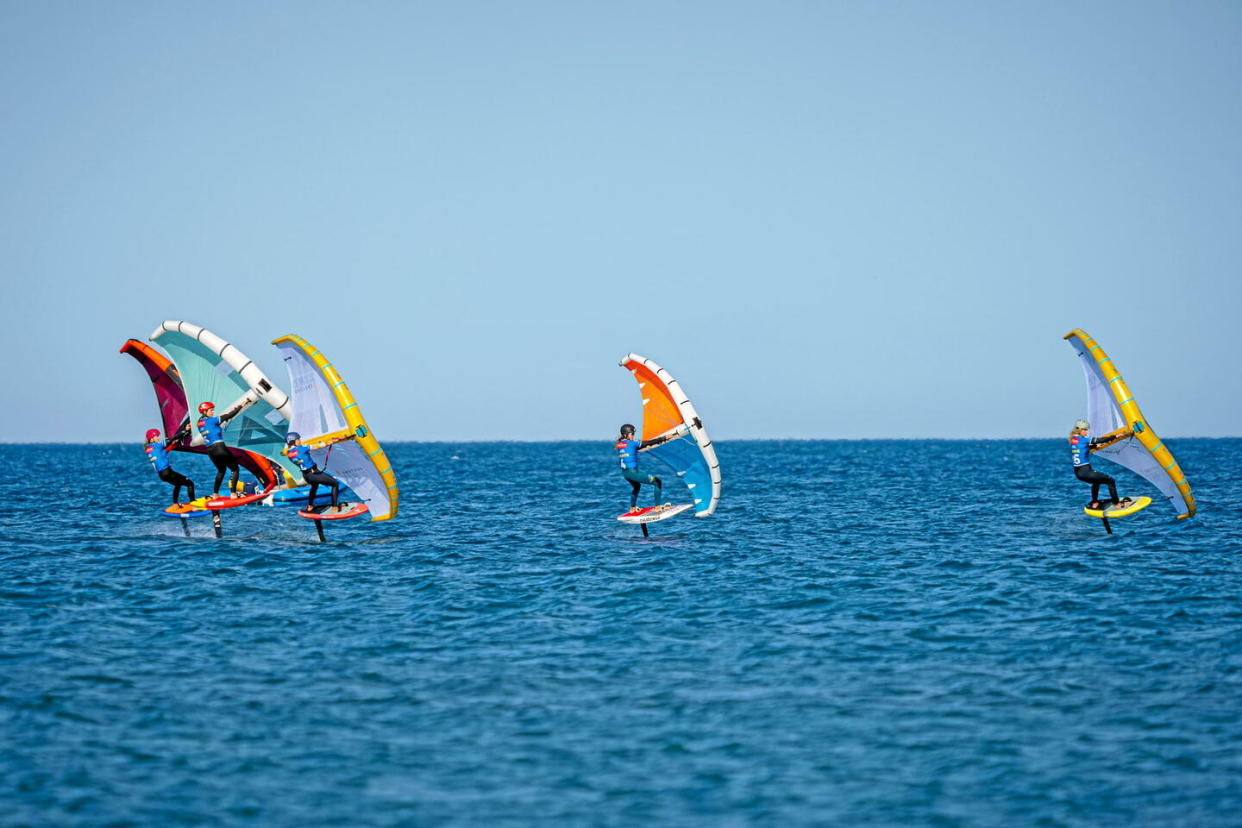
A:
198,401,215,414
145,429,161,442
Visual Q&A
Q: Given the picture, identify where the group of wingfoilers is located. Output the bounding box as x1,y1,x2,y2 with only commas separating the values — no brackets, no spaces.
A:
126,324,1195,537
123,321,398,535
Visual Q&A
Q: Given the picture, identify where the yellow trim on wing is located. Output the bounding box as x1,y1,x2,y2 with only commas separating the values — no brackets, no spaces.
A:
271,334,400,522
1064,329,1195,519
304,428,355,450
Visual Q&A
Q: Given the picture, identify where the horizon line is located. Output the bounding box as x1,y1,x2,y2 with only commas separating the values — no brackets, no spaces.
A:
2,435,1238,446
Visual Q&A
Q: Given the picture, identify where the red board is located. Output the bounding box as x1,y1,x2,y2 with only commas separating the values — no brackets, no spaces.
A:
206,489,274,510
298,503,369,521
616,503,694,524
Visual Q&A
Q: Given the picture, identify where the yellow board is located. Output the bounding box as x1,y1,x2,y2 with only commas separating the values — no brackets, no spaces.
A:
1064,329,1196,519
271,334,399,522
1084,496,1152,519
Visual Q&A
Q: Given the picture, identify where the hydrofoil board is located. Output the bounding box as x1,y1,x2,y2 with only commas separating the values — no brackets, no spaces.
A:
267,485,356,507
617,503,694,525
163,499,211,517
298,503,369,521
1084,496,1152,519
206,489,273,510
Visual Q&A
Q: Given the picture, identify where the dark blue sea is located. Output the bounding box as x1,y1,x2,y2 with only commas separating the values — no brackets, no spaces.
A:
3,440,1240,826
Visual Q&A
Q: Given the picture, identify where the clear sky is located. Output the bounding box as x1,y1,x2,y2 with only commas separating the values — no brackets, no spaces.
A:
2,2,1238,441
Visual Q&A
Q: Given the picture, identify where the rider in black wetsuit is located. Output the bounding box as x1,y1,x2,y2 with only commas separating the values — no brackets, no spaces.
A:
145,428,196,505
282,432,342,511
196,401,246,497
1069,419,1132,510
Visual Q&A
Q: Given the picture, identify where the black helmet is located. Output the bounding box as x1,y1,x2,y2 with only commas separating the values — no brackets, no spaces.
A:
286,431,301,445
619,424,636,437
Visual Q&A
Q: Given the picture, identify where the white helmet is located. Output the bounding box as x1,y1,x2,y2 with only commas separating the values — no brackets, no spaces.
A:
1074,419,1090,430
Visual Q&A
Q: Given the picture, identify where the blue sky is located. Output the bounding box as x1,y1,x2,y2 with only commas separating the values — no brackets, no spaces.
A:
2,2,1238,441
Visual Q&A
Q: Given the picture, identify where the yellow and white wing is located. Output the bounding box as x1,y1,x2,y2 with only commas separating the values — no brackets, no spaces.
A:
1064,329,1194,519
273,334,399,522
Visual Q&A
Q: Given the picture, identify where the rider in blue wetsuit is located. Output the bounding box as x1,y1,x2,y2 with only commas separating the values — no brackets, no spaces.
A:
615,423,679,512
145,428,196,505
282,432,342,511
1069,419,1132,509
196,401,247,497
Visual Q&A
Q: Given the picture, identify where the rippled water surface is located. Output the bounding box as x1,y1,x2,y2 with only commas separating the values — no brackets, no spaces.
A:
3,440,1240,826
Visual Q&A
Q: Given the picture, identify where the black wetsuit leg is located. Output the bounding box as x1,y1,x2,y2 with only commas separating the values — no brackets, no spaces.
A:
303,468,339,507
208,442,240,495
158,468,194,504
1075,464,1118,505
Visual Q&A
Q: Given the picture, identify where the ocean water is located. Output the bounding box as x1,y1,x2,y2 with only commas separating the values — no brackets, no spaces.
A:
2,440,1240,826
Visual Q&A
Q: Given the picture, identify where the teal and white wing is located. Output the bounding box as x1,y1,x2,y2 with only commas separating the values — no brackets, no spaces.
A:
151,321,298,481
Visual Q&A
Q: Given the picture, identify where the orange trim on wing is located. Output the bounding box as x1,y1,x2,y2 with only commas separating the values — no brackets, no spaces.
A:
622,360,683,440
120,338,175,373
